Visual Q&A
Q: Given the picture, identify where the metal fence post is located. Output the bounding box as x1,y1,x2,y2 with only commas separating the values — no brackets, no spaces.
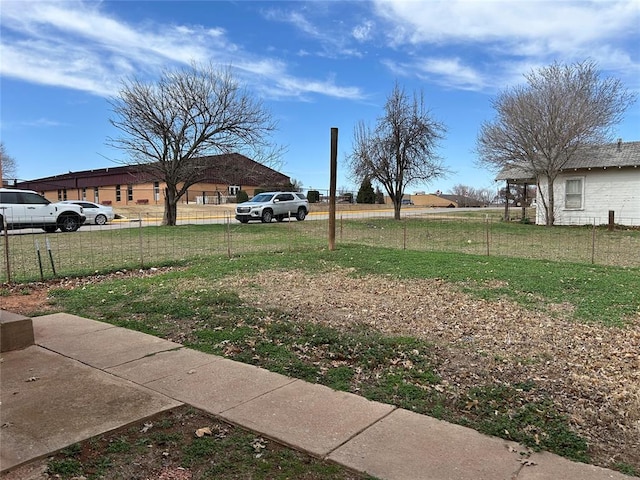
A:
45,237,57,277
2,213,11,284
485,215,490,256
226,212,232,258
138,214,144,268
35,240,44,281
403,221,407,250
591,218,596,264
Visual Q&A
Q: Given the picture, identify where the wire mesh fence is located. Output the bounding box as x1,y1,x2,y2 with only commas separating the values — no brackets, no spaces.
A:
1,209,638,283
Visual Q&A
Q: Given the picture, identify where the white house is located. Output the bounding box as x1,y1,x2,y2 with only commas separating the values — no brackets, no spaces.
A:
496,140,640,226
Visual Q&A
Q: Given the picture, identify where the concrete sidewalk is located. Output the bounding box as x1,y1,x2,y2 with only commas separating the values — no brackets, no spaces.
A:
0,312,630,479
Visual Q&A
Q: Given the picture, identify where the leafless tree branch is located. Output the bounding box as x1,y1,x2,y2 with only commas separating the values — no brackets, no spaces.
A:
0,142,18,183
347,82,448,219
107,63,282,225
476,60,636,226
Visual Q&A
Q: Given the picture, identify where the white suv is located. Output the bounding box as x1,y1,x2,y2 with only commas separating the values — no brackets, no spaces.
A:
0,188,86,233
236,192,309,223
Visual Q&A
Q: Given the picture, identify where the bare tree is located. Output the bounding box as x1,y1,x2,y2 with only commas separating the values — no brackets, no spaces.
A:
289,178,304,192
0,142,17,183
477,60,635,226
108,63,280,225
449,184,472,198
348,82,447,220
449,184,493,206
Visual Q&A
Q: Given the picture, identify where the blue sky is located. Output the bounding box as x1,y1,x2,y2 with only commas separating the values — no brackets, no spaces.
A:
1,0,639,195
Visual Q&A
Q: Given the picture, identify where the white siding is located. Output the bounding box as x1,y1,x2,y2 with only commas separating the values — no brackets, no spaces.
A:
536,168,640,226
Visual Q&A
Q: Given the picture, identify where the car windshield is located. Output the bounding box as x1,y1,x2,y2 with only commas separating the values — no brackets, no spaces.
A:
250,193,274,202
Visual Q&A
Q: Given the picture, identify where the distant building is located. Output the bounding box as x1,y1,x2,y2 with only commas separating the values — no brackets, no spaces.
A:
15,153,290,206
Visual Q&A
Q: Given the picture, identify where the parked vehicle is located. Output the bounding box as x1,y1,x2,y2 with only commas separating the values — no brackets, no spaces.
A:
401,199,414,205
60,201,115,225
235,192,309,223
0,188,85,232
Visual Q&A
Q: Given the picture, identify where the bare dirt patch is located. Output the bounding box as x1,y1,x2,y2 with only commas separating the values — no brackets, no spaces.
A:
219,269,640,471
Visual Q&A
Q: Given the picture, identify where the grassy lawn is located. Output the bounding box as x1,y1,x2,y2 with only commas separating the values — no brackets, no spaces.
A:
1,214,638,283
42,245,640,476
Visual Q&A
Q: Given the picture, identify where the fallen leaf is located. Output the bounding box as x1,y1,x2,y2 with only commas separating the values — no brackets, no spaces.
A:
140,422,153,433
195,427,212,437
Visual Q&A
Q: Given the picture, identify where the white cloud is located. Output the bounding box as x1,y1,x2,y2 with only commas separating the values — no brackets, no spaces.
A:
373,0,638,50
22,118,67,128
352,20,374,42
263,6,366,58
0,0,363,100
383,57,488,91
372,0,640,91
418,58,488,91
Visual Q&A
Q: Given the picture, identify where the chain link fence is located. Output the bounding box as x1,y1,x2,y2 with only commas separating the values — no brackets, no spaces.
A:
1,209,638,283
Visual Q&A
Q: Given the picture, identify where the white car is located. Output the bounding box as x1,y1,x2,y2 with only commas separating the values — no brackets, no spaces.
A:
0,188,85,232
61,201,115,225
235,192,309,223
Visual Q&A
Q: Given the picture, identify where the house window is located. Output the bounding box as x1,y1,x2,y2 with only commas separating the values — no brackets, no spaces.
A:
94,187,99,203
228,185,240,195
82,188,87,201
127,184,133,202
154,181,160,201
57,189,67,201
115,185,121,202
565,178,583,210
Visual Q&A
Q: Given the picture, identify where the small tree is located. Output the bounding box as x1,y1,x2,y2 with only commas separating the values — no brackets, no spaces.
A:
109,63,280,226
307,190,320,203
236,190,249,203
356,178,376,204
477,60,635,226
0,142,17,183
348,82,447,219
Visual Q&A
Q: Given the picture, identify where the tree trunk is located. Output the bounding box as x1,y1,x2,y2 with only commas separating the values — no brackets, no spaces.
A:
162,187,178,226
504,181,510,221
545,178,555,227
393,200,401,220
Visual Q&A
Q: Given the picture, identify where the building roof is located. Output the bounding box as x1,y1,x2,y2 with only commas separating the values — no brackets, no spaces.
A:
495,140,640,182
495,165,536,183
15,153,289,191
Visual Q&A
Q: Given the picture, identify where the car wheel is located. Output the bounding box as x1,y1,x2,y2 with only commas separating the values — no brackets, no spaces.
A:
43,225,57,233
58,215,80,232
95,214,107,225
296,208,307,221
261,210,273,223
